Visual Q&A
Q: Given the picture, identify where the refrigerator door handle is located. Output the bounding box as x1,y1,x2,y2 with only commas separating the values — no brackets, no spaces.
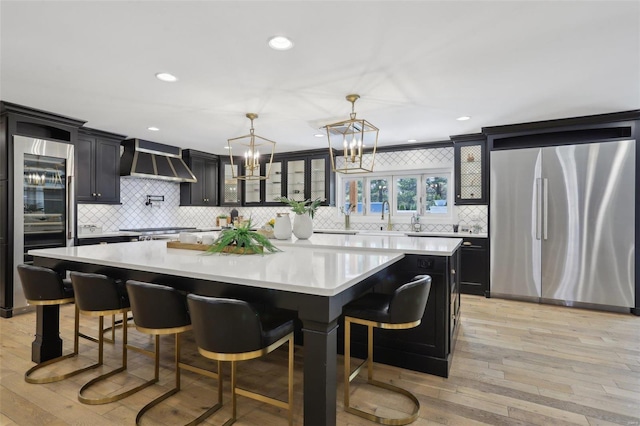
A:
67,175,75,240
543,178,549,240
536,178,542,240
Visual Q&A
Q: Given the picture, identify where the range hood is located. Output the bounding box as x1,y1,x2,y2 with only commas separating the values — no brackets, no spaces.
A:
120,139,197,183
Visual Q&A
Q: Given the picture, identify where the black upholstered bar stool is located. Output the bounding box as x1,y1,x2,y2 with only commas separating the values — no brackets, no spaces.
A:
18,264,102,384
126,280,223,426
187,294,295,425
343,275,432,425
70,271,156,405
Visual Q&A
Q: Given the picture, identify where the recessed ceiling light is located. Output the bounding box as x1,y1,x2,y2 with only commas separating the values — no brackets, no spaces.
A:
408,139,417,143
268,36,294,51
155,72,178,82
456,116,471,121
147,126,160,131
314,133,325,138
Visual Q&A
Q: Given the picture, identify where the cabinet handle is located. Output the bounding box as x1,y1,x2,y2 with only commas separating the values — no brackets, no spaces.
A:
97,193,101,197
457,194,461,198
92,192,96,197
451,269,456,275
463,241,472,246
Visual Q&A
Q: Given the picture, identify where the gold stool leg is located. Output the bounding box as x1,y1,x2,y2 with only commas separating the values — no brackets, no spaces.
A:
79,312,157,405
25,305,101,384
135,333,223,426
344,318,420,425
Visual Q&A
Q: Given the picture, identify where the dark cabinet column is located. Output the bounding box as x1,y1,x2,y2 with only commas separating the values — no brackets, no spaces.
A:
180,150,219,206
452,133,487,205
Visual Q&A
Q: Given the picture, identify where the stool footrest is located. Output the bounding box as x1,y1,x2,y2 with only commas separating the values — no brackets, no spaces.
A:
78,366,158,405
25,353,101,384
345,378,420,425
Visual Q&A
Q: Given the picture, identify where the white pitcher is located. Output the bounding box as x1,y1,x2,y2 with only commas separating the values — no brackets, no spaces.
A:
273,212,292,239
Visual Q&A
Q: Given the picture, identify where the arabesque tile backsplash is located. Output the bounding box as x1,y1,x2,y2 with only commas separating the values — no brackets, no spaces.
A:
78,147,488,234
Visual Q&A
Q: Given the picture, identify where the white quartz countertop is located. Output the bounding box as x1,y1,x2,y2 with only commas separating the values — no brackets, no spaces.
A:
155,231,462,256
29,241,404,297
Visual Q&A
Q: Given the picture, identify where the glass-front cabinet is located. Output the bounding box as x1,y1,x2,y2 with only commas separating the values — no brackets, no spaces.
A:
286,159,306,201
264,161,283,203
220,157,241,206
232,150,332,206
452,134,487,205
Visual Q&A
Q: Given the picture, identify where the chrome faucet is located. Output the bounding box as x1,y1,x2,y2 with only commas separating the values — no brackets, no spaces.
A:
381,200,392,230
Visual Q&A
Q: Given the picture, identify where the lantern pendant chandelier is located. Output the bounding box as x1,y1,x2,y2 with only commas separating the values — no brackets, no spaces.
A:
227,113,276,181
324,94,379,174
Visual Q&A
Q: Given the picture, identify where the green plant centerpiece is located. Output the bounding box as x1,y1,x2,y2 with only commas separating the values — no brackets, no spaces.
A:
276,197,322,218
207,219,280,255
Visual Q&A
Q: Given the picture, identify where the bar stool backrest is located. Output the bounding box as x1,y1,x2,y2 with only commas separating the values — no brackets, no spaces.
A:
126,280,191,329
17,264,68,302
70,272,123,311
388,275,432,324
187,294,263,353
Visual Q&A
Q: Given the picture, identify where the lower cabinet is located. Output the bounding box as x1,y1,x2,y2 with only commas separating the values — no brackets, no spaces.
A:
76,236,139,246
459,237,488,296
338,252,460,378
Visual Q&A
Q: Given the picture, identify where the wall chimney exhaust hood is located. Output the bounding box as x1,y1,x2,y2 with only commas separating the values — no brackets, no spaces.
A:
120,139,197,183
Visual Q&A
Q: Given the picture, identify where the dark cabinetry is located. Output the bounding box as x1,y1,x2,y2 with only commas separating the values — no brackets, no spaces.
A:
459,237,488,296
180,150,219,206
283,150,332,205
77,235,138,245
76,128,125,204
0,102,85,318
452,133,487,205
340,251,460,378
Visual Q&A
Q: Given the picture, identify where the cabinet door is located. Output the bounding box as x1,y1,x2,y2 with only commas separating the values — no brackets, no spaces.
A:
221,161,241,205
189,156,206,205
287,159,306,201
460,238,488,295
454,139,486,205
265,161,283,203
310,157,326,202
203,159,218,205
94,139,120,203
76,136,95,202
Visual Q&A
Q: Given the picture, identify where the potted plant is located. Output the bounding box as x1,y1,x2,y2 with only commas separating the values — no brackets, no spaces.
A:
277,196,322,239
207,219,280,254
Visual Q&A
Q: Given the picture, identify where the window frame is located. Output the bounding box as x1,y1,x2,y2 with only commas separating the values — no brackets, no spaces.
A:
337,168,453,224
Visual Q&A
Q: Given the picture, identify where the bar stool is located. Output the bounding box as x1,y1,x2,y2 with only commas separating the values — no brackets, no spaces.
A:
18,264,102,384
126,280,223,426
70,271,156,405
187,294,295,425
343,275,432,425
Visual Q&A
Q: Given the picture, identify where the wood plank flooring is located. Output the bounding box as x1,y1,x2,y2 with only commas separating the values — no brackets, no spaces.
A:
1,295,639,425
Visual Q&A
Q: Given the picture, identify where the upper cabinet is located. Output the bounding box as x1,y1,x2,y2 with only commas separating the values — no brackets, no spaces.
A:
241,150,332,206
180,150,218,206
77,128,126,204
452,133,487,205
283,150,332,205
219,157,241,206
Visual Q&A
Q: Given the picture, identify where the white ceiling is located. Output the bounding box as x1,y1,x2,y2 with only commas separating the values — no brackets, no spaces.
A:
1,1,639,155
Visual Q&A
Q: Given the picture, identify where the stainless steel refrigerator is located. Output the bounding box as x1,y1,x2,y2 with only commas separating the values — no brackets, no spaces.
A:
490,140,635,310
12,135,75,313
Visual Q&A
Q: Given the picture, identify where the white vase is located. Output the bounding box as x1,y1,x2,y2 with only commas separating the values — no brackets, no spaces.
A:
293,213,313,239
273,213,292,239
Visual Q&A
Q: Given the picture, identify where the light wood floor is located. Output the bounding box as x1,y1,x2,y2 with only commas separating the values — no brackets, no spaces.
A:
1,295,639,425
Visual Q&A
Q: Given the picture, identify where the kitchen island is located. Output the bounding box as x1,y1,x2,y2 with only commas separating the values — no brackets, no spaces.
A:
29,234,461,426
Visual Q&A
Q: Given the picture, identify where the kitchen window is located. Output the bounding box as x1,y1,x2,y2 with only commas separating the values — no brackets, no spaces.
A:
339,169,452,222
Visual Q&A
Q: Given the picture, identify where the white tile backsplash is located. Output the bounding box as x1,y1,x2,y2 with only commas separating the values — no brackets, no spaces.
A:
78,148,488,233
